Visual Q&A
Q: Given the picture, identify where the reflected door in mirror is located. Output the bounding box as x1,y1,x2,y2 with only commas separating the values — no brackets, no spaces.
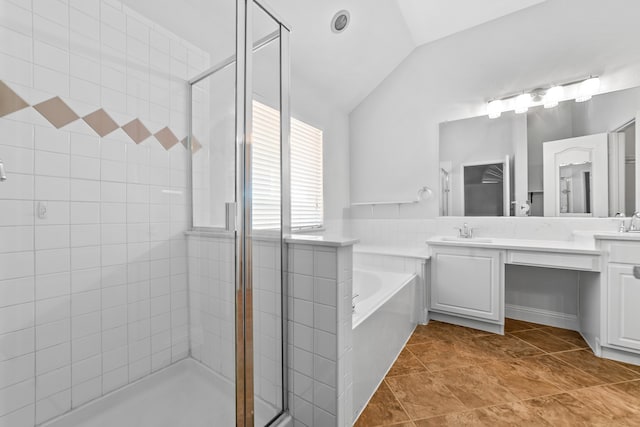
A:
462,156,511,216
559,163,592,214
543,134,608,217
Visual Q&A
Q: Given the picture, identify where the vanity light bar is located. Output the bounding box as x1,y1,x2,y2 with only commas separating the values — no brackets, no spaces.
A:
486,76,600,118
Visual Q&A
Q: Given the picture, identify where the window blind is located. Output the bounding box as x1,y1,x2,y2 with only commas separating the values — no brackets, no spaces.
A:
252,101,323,230
290,115,323,229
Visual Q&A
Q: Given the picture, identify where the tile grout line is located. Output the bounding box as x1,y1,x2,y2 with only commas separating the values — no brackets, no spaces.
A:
379,378,415,426
547,349,640,380
363,321,640,425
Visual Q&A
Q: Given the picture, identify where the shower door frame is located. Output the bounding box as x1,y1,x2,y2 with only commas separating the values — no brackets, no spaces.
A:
187,1,291,425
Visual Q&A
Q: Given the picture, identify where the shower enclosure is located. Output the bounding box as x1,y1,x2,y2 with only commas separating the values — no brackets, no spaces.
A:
0,0,289,426
188,0,291,425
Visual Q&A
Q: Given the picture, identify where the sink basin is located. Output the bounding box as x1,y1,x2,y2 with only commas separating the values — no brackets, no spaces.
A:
440,236,493,243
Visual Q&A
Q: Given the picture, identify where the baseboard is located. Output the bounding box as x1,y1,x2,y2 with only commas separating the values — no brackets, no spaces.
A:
429,312,504,335
601,345,640,367
506,304,579,331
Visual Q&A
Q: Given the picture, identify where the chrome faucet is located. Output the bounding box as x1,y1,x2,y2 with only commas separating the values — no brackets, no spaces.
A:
455,223,473,238
629,211,640,233
352,294,360,313
615,212,627,233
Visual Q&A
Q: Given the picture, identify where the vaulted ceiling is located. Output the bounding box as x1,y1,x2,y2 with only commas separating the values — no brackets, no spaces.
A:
124,0,549,112
269,0,548,111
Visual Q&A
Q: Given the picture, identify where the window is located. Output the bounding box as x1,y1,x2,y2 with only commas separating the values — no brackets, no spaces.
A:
252,101,324,230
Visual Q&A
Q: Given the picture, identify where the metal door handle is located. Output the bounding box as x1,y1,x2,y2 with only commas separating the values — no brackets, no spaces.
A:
225,202,237,232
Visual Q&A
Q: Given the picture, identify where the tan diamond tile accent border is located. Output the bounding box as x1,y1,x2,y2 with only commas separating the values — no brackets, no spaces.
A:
1,80,189,152
83,109,119,137
155,127,179,150
33,96,79,128
122,118,151,144
0,81,29,117
181,135,202,153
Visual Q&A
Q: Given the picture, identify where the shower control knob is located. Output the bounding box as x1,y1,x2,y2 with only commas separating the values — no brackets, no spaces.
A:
634,266,640,280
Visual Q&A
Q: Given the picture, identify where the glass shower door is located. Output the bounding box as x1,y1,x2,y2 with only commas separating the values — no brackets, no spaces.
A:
188,1,290,425
249,2,290,425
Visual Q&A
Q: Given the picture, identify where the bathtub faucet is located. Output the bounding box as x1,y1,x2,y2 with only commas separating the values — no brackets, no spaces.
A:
352,294,360,313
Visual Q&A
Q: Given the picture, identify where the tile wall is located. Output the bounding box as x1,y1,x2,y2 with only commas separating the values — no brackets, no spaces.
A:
0,0,209,425
186,232,284,417
287,242,354,427
186,233,235,381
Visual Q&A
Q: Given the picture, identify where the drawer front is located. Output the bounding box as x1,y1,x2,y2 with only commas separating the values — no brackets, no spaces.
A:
607,242,640,264
507,250,600,271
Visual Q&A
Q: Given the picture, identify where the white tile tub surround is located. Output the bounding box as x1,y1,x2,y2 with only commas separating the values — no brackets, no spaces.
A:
353,246,429,325
0,1,208,425
285,236,357,427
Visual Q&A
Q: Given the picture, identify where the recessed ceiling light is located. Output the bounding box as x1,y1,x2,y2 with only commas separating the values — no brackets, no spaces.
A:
331,10,350,33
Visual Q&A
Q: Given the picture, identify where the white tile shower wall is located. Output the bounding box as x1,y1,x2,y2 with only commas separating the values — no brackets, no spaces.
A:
186,233,284,415
186,234,235,381
0,1,208,425
253,236,283,412
287,243,354,427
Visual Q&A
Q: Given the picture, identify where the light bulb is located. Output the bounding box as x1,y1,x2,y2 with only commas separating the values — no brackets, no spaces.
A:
487,100,504,119
544,85,564,108
576,77,600,102
515,93,531,114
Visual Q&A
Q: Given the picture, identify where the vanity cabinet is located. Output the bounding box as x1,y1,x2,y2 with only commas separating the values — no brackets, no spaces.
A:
430,246,504,322
607,264,640,351
601,239,640,353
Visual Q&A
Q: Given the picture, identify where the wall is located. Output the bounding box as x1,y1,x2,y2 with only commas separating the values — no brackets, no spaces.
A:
0,1,208,425
286,242,353,427
350,0,640,219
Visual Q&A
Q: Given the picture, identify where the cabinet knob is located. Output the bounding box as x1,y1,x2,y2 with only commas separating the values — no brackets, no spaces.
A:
634,266,640,280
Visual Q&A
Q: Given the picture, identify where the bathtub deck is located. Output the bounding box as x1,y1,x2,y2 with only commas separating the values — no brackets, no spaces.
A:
44,359,277,427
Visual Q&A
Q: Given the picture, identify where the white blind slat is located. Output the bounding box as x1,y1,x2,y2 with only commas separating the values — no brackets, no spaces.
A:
252,100,323,230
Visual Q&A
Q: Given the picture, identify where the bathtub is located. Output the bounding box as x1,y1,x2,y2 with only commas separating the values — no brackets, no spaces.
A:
352,269,418,422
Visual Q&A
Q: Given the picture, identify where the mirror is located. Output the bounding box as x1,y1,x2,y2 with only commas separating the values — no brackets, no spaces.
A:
559,163,592,214
439,86,640,217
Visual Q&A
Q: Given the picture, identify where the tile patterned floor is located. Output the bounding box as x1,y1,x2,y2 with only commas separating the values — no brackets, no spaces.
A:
355,319,640,426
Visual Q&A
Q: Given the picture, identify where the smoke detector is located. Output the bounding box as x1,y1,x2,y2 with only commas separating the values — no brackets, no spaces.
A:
331,10,350,33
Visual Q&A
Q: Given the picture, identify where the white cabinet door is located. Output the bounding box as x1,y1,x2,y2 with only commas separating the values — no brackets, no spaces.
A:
608,264,640,351
430,246,504,321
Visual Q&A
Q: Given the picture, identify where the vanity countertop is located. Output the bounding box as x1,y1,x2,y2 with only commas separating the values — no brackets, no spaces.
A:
426,236,601,255
593,232,640,242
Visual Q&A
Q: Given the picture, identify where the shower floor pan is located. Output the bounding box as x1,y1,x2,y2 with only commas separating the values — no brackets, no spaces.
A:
43,359,280,427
